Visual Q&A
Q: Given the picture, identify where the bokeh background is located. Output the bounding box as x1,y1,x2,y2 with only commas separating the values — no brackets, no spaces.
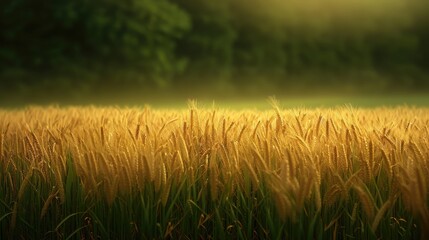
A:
1,0,428,107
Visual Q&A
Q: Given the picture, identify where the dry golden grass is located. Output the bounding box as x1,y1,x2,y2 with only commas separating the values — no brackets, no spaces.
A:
1,104,429,232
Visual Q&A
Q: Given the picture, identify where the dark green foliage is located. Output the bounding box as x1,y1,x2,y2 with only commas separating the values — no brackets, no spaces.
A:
175,1,236,72
0,0,190,94
0,0,429,103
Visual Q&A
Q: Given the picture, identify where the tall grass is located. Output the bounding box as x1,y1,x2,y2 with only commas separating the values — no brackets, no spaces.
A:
1,104,428,239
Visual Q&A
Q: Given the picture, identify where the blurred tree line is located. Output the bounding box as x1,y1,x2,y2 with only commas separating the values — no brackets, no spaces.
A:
1,0,428,103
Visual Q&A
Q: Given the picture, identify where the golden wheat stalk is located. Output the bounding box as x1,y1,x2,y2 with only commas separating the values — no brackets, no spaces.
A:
353,185,375,220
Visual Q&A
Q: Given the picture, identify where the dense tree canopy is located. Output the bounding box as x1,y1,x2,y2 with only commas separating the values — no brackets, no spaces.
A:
0,0,428,103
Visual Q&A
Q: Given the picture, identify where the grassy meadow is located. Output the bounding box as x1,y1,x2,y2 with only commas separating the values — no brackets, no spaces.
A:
1,102,429,239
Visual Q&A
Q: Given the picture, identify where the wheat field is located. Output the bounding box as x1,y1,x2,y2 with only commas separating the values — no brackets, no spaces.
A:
1,103,429,239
